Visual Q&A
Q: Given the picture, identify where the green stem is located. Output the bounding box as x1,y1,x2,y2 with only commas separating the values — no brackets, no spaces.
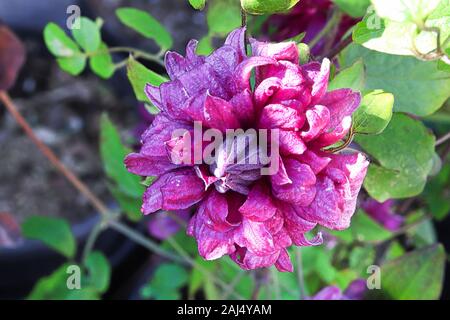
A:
89,47,165,67
165,237,244,300
82,221,104,263
295,247,307,299
271,268,281,300
108,219,187,265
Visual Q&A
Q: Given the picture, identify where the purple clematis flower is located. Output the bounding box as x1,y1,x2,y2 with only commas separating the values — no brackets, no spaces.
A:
311,279,367,300
125,28,368,271
362,199,404,232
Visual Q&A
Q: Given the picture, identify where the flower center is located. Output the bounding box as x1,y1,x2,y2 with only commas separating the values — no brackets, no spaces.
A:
209,133,264,195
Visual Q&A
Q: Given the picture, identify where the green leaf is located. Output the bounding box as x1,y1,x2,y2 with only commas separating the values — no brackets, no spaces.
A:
84,251,111,293
141,264,188,300
369,244,446,300
354,1,449,58
22,216,76,258
43,23,80,57
341,44,450,116
72,17,101,52
371,0,441,23
126,57,168,103
241,0,300,15
352,9,386,45
330,210,392,243
353,90,394,135
28,264,100,300
99,114,144,199
329,59,366,91
109,185,142,222
189,0,207,10
90,43,115,79
197,35,214,55
56,56,86,76
332,0,370,18
207,0,242,36
356,113,436,201
423,162,450,220
116,7,173,50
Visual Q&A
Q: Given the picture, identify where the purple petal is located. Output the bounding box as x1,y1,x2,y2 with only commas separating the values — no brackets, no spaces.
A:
142,168,206,214
148,209,190,240
234,217,276,256
303,58,330,105
250,38,299,64
225,27,247,61
259,104,305,130
271,158,316,206
239,183,277,222
203,93,241,131
314,89,361,147
300,104,330,142
275,249,294,272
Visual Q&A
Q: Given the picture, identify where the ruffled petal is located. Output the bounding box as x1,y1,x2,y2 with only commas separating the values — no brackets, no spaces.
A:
239,182,277,222
142,168,206,214
298,153,368,230
203,93,241,131
275,248,294,272
250,38,299,64
314,89,361,147
259,104,305,130
234,217,276,256
271,158,316,206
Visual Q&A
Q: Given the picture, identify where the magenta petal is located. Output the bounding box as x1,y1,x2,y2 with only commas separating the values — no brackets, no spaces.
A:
148,209,190,240
125,153,178,176
279,130,307,156
303,58,330,105
234,218,276,256
145,84,162,110
199,190,238,232
164,39,205,79
250,38,299,64
203,93,241,131
259,104,305,130
190,203,236,260
231,247,280,270
229,89,255,126
300,104,330,142
297,150,332,175
298,153,368,230
275,249,293,272
239,183,277,222
314,89,361,147
194,165,219,190
272,158,316,206
225,27,247,61
142,168,205,214
234,56,277,91
254,77,281,109
270,157,293,186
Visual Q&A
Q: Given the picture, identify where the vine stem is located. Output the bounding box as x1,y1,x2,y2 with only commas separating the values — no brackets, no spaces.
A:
0,91,109,216
108,220,187,265
165,236,244,300
308,9,342,50
320,34,353,60
436,131,450,147
88,47,165,67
